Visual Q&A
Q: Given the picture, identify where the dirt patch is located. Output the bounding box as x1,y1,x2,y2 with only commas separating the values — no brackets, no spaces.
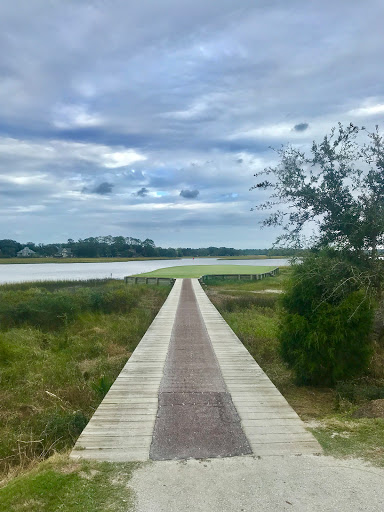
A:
251,289,283,294
352,399,384,418
59,462,82,474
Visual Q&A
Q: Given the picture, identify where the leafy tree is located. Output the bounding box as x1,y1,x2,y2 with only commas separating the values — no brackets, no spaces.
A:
252,124,384,385
253,123,384,258
279,251,375,385
0,239,22,258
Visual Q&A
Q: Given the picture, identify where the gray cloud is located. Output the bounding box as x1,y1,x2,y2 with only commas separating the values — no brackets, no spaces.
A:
180,189,200,199
0,1,383,247
83,182,114,195
293,123,309,132
135,187,149,197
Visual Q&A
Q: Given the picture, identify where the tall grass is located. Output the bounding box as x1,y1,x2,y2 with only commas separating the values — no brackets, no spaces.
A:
0,280,170,477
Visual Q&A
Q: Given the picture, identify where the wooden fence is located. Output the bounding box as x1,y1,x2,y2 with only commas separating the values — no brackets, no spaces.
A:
124,268,279,286
125,276,176,286
199,267,279,283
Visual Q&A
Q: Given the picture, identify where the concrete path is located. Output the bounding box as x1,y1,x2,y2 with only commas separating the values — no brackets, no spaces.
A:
130,455,384,512
71,278,320,461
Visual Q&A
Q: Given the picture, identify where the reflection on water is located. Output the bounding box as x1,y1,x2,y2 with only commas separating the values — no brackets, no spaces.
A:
0,258,290,284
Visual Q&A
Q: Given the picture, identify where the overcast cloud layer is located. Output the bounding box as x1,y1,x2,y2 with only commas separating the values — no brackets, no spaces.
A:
1,0,383,248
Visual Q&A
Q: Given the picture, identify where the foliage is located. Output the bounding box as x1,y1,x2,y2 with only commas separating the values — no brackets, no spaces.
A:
279,253,375,385
0,236,301,259
91,376,113,397
253,123,384,257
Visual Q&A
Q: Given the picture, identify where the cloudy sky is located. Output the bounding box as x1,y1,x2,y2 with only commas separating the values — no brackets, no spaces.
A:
1,0,383,248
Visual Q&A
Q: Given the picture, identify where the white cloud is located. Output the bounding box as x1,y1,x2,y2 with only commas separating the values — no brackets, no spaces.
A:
52,103,104,128
0,174,48,185
11,205,46,213
229,123,311,140
349,102,384,117
0,137,146,169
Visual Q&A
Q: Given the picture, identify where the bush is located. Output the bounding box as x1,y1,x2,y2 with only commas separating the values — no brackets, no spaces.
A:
279,253,375,386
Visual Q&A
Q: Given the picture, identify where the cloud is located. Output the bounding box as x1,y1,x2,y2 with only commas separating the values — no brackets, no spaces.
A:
180,189,200,199
349,102,384,117
135,187,149,197
53,104,104,129
0,1,383,247
293,123,309,132
83,182,114,195
0,137,147,170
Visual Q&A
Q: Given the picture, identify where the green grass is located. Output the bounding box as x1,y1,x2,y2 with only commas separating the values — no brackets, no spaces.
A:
205,271,384,466
310,417,384,466
0,455,137,512
217,255,287,260
0,257,180,265
0,280,170,477
135,264,275,278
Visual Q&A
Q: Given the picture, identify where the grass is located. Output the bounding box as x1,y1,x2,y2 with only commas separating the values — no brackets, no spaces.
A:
0,279,170,477
135,264,276,278
0,454,137,512
217,255,288,260
205,269,384,466
309,417,384,465
0,257,180,265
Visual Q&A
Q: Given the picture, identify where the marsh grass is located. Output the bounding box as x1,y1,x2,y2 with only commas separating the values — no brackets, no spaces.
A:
0,278,116,292
206,272,384,466
0,280,169,477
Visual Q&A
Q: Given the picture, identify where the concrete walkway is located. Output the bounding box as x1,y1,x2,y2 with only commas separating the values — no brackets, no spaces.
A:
72,278,320,461
129,455,384,512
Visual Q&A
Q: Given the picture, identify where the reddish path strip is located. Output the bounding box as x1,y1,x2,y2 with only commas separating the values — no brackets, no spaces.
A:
150,279,252,460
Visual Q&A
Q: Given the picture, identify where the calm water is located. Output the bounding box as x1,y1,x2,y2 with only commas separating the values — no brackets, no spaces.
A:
0,258,289,284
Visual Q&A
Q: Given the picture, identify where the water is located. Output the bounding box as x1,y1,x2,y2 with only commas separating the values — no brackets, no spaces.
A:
0,258,289,284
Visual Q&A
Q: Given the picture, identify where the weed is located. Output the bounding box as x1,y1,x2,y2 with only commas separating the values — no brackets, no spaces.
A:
91,376,113,398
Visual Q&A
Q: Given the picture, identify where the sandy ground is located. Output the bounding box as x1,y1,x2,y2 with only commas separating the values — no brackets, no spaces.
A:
128,454,384,512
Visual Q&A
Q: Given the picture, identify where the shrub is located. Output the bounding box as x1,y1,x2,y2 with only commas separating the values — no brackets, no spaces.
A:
279,253,375,386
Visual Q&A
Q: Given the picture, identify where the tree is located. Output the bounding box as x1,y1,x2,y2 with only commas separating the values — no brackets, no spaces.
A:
279,251,375,385
252,124,384,385
252,123,384,259
0,239,22,258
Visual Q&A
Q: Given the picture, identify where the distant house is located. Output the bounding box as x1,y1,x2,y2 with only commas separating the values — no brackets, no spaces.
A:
17,247,37,257
55,247,73,258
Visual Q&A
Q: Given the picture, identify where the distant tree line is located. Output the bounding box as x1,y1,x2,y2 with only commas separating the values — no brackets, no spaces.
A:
0,236,299,259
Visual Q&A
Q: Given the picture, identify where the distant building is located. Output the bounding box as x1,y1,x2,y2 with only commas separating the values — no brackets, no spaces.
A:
55,247,73,258
17,247,37,257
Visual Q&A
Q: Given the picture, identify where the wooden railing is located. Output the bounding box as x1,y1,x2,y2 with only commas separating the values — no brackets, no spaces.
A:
199,267,279,283
124,268,279,286
125,276,176,286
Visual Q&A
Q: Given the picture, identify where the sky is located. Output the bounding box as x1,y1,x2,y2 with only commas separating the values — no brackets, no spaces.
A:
1,0,384,248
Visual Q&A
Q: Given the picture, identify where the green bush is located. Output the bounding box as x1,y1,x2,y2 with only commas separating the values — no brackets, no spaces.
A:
336,381,384,402
279,253,375,386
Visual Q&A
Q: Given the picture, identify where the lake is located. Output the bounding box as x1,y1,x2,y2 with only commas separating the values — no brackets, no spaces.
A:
0,258,289,284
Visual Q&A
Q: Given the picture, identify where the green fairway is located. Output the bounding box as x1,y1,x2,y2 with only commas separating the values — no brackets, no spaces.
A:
135,265,275,278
